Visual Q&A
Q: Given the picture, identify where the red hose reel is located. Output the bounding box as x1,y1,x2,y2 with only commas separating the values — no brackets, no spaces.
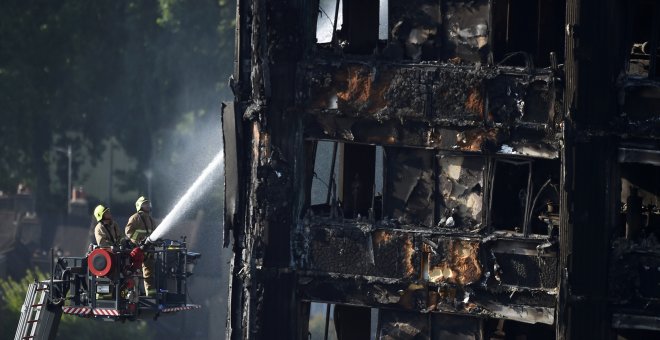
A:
88,248,113,277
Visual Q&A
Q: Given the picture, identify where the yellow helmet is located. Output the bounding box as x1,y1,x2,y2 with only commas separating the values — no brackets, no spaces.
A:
135,196,150,212
94,205,109,222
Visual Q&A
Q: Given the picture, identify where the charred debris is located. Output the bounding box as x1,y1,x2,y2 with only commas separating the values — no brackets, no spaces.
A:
222,0,660,339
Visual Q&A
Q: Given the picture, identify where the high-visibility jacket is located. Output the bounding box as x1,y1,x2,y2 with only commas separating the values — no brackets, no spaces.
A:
94,221,125,247
125,211,156,244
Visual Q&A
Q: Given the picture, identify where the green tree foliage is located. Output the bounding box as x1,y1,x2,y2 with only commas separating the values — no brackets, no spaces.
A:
56,313,152,340
0,269,45,333
0,268,153,340
0,0,235,214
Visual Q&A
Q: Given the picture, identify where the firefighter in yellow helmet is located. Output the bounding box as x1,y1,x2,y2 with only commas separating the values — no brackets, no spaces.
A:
125,196,157,296
93,205,126,247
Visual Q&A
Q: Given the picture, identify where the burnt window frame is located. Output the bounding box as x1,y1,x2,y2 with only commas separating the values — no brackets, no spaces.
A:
490,0,566,68
307,140,341,208
313,0,385,54
626,0,660,79
304,140,380,220
381,147,487,229
303,302,379,339
487,156,560,237
303,139,561,238
488,158,533,234
616,147,660,241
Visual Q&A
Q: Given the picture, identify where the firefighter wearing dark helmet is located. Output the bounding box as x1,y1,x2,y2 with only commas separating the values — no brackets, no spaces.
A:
93,205,126,247
125,196,157,296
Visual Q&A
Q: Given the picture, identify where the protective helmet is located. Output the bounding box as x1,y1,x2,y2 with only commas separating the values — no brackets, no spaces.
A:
135,196,150,212
94,205,109,222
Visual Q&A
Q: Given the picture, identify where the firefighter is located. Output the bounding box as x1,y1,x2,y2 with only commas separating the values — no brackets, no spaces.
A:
125,196,157,296
93,205,125,247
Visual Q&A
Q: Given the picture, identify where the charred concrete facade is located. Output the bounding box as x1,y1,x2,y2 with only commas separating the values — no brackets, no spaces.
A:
223,0,660,339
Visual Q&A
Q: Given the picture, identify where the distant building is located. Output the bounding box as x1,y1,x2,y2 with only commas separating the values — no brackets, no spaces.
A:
0,190,93,279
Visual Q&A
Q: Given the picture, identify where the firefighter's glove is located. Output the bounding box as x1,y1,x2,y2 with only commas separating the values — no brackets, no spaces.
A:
130,247,144,270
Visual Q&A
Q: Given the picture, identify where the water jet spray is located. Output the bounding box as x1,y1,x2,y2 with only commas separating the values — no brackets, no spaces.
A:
147,152,224,242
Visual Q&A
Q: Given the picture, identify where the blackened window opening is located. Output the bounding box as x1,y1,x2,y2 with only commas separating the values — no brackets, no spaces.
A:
483,319,556,340
619,162,660,241
527,159,560,236
342,144,376,218
383,147,435,226
492,0,565,68
374,146,384,220
627,0,660,78
310,141,340,207
490,159,531,232
340,0,380,54
441,0,491,64
334,305,371,339
305,141,341,218
387,0,444,62
308,142,381,219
